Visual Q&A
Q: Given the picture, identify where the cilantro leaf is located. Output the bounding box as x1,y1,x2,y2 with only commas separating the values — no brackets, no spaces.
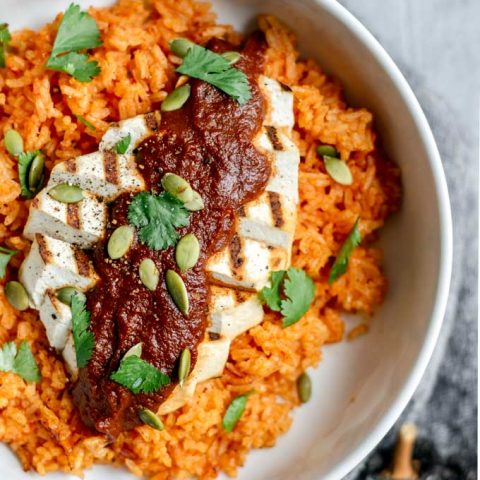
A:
259,270,286,312
13,341,41,382
75,114,96,131
128,191,190,251
0,341,40,382
222,391,254,432
18,150,41,198
328,219,362,284
0,24,11,68
0,246,17,279
71,292,94,368
110,355,170,394
281,268,315,327
47,52,100,83
176,44,251,104
46,3,102,82
116,134,131,154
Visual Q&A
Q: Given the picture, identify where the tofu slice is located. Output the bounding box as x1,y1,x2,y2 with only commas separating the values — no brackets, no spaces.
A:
258,75,294,130
48,151,144,201
19,234,98,307
62,334,78,380
39,290,72,350
99,111,161,154
24,187,107,248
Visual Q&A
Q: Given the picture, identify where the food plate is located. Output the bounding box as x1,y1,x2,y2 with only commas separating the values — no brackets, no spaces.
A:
0,0,452,479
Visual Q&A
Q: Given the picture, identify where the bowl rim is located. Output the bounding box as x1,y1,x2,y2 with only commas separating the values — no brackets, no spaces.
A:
317,1,453,479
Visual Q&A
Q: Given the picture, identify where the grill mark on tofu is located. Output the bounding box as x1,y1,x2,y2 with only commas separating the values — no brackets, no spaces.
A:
36,234,51,263
237,206,246,217
64,159,77,173
279,82,292,92
229,233,244,270
103,150,119,185
145,111,161,131
73,248,92,277
208,331,221,341
268,191,284,228
265,126,283,151
67,203,81,230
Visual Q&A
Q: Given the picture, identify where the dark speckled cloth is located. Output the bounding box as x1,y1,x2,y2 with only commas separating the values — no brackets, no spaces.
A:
345,72,478,480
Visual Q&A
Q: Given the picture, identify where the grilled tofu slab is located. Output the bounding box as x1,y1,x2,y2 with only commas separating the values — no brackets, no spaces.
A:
18,74,299,416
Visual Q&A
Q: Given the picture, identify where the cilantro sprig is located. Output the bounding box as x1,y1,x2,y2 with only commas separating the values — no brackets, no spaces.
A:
260,267,315,328
0,24,11,68
0,341,41,382
71,292,94,368
176,43,251,104
328,219,361,284
128,191,190,251
46,3,102,82
0,246,17,279
110,354,170,394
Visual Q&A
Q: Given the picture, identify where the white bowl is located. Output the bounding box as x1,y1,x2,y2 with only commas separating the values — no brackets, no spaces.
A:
2,0,452,479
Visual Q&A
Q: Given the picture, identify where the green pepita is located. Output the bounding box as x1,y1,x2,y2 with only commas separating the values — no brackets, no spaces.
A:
183,190,204,211
139,258,159,291
27,153,45,193
5,281,29,311
175,233,200,272
138,408,164,431
169,38,195,58
48,183,84,203
108,225,135,260
316,145,338,158
161,84,191,112
124,342,142,359
56,287,85,306
4,129,24,156
296,372,312,403
178,348,191,386
324,156,353,185
221,51,241,65
165,270,189,315
161,172,194,203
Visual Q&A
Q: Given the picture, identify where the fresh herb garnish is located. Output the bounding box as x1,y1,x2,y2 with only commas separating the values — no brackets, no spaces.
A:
115,134,131,154
222,391,254,432
71,292,94,368
128,191,190,251
0,24,11,68
328,219,361,284
0,246,16,279
75,114,96,131
0,341,40,382
18,150,42,198
260,267,315,328
110,355,170,394
176,43,251,104
46,3,102,82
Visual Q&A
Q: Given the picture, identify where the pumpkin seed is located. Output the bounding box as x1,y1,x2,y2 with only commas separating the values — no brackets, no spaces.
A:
27,153,45,192
139,258,159,291
5,281,29,311
4,129,24,156
175,233,200,272
56,287,85,306
161,172,194,203
165,270,189,315
178,348,191,386
108,225,135,260
161,84,191,112
124,342,142,359
221,51,241,65
48,183,84,203
183,190,204,211
138,408,164,431
296,372,312,403
324,156,353,185
316,145,338,158
169,38,195,58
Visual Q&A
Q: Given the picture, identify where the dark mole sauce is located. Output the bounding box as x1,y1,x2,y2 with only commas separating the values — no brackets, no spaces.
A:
73,33,269,437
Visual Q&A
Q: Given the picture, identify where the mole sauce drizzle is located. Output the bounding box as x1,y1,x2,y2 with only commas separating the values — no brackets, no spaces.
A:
72,34,269,437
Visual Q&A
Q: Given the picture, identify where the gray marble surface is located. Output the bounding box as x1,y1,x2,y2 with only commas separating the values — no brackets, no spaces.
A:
336,1,479,478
